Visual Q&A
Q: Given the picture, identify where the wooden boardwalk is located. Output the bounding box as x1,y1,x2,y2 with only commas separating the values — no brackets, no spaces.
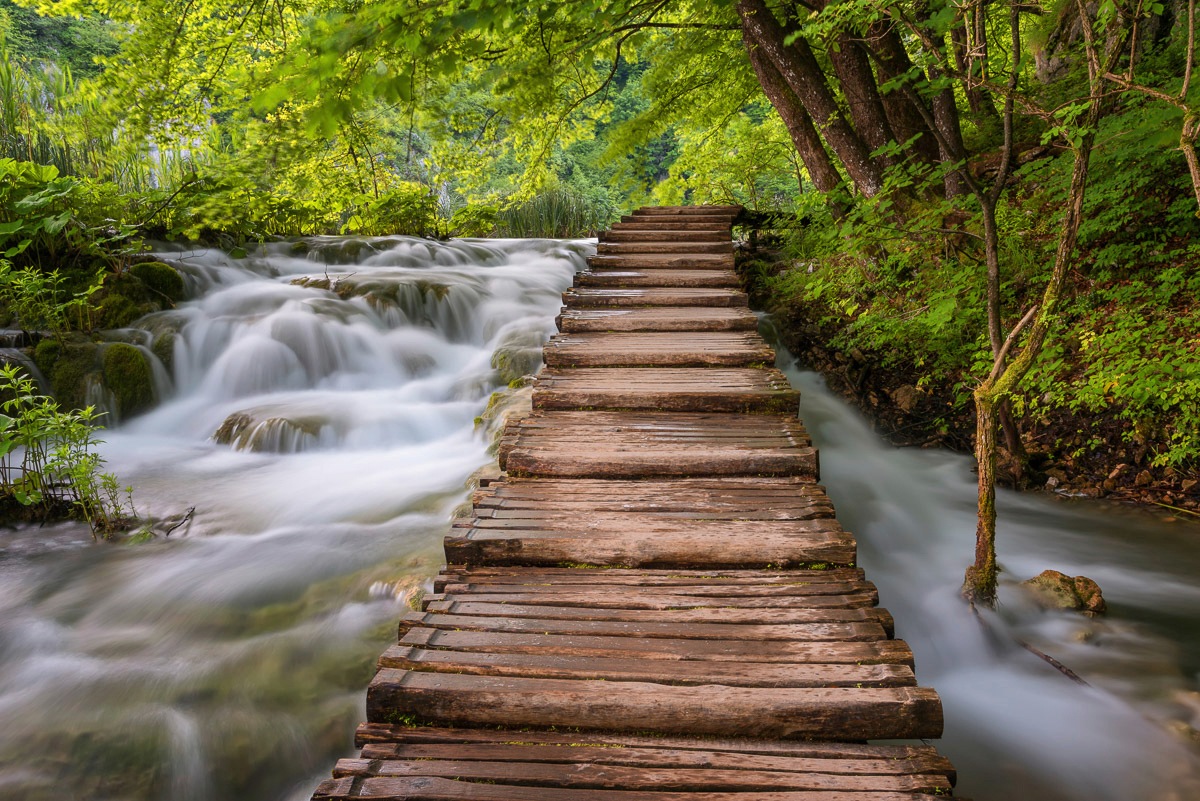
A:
312,206,959,800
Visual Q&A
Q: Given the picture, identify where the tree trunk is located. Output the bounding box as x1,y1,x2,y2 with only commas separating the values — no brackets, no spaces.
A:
742,35,849,217
866,22,943,170
736,0,884,196
963,389,999,605
827,34,896,159
951,15,1000,118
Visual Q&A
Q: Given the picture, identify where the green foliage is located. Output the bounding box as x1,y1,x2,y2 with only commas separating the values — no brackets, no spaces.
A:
496,187,618,238
0,363,138,538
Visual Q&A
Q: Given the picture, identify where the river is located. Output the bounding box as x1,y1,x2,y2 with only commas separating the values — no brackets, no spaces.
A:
0,237,1197,800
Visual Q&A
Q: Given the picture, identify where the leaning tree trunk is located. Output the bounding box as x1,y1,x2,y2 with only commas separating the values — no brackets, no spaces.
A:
743,35,849,217
737,0,884,196
866,22,943,170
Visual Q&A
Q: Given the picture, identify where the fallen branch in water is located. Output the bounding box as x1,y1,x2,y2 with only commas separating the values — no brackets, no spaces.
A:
968,601,1090,685
163,507,196,537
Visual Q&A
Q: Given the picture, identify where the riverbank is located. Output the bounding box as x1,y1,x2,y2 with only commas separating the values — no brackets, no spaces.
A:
739,246,1200,518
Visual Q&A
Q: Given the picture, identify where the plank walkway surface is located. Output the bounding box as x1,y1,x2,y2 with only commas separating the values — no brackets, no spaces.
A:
311,206,960,800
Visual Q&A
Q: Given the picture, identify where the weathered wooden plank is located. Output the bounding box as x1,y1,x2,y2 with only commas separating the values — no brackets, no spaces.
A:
633,205,742,216
331,758,949,793
421,601,894,637
599,230,731,243
378,646,914,688
575,269,740,288
396,612,886,642
533,368,798,413
556,307,757,333
351,725,950,763
366,670,943,740
436,581,873,598
354,742,950,778
471,478,831,516
420,591,881,610
562,287,748,307
498,412,818,479
611,221,731,232
315,774,944,801
597,242,733,255
543,332,775,368
435,567,863,586
443,524,854,568
587,253,735,269
392,628,912,665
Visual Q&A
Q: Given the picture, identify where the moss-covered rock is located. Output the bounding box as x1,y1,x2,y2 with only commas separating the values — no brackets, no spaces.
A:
150,332,176,374
40,341,102,411
102,343,154,419
129,261,185,302
1021,569,1108,616
95,291,142,329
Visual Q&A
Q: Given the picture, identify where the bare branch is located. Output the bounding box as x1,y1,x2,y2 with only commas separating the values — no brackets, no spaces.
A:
987,304,1040,384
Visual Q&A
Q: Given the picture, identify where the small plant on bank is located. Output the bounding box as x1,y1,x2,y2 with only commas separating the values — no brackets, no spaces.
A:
0,363,138,539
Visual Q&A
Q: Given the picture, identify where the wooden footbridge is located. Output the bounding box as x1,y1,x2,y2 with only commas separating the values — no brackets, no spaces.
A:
312,207,959,800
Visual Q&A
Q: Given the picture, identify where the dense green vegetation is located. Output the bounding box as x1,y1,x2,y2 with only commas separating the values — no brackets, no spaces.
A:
0,0,1195,593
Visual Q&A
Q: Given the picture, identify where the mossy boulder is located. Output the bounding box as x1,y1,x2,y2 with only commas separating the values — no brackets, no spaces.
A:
1021,569,1107,616
102,343,155,419
34,338,102,411
129,261,186,302
151,332,176,374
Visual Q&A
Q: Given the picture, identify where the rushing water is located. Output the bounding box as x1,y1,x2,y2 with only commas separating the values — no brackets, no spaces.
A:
769,326,1200,801
0,236,588,801
1,241,1198,801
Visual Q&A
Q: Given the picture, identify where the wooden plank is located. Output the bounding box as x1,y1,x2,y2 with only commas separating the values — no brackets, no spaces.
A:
420,591,881,610
633,205,741,216
556,307,757,333
352,725,951,763
472,478,832,516
436,581,874,598
366,670,943,740
599,230,731,243
596,242,733,255
396,612,886,642
562,287,748,308
331,758,950,793
354,742,950,778
443,524,854,568
586,253,735,269
421,601,894,636
378,646,914,688
533,368,798,413
611,221,731,231
574,269,739,289
543,332,775,368
391,629,912,664
435,567,864,585
315,775,944,800
498,412,818,479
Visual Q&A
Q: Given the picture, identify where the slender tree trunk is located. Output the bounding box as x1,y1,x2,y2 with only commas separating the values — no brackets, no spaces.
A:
963,390,999,604
952,13,1000,118
737,0,884,196
742,35,849,217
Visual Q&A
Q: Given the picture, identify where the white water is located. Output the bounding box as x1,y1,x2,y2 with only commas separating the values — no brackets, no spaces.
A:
2,241,1198,800
772,329,1200,801
0,236,587,801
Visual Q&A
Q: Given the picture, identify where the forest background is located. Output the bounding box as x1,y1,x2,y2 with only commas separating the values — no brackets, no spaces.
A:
0,0,1198,600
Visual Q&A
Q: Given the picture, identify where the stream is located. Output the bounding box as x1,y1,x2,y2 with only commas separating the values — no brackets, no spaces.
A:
0,237,1197,801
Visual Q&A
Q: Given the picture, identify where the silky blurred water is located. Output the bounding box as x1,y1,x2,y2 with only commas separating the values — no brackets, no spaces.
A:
0,236,587,801
770,323,1200,801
